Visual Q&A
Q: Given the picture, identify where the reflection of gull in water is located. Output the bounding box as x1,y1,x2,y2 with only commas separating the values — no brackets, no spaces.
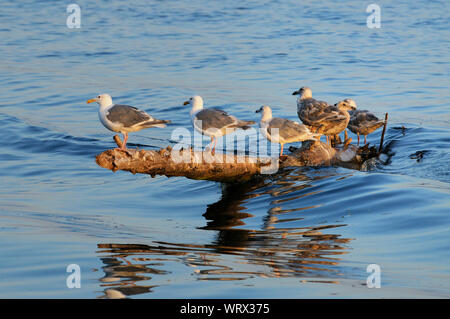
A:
256,105,321,157
96,247,163,299
183,95,255,154
104,288,127,299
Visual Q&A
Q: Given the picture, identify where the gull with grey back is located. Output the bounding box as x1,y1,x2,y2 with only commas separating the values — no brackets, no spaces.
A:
256,105,321,157
87,94,170,150
184,95,255,154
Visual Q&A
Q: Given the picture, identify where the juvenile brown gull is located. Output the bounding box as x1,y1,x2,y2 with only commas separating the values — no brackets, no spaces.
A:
342,99,385,145
292,87,355,144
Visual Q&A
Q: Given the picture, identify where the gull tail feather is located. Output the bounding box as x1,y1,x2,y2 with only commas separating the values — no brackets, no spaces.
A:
309,132,322,141
374,121,385,129
140,119,171,128
232,120,256,130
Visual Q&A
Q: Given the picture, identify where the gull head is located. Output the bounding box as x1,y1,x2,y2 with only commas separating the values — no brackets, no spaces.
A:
255,105,272,120
292,87,312,99
335,98,357,111
344,98,357,110
86,94,113,107
183,95,204,110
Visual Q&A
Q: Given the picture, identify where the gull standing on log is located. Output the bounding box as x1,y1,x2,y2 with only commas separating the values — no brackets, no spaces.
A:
256,105,321,157
184,95,255,155
87,94,170,150
332,98,358,142
342,99,385,145
292,87,354,145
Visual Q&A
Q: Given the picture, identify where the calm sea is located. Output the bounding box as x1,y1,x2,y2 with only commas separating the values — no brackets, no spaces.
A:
0,0,449,298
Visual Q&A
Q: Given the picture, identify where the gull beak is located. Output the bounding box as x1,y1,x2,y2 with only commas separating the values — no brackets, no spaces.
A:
183,100,190,106
292,90,299,95
86,98,96,104
255,108,261,113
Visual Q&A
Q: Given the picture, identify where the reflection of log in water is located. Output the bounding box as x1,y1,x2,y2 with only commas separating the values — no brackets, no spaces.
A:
97,251,166,298
96,170,354,297
202,181,261,230
97,225,351,298
201,179,266,248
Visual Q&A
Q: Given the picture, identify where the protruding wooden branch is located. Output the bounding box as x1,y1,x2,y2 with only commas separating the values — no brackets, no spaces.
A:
379,113,389,154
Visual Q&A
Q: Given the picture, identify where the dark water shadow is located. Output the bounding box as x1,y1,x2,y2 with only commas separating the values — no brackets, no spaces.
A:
96,169,353,298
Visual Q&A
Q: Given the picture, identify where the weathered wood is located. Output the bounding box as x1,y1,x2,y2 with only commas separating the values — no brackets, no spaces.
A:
378,113,389,154
95,135,377,182
96,144,277,183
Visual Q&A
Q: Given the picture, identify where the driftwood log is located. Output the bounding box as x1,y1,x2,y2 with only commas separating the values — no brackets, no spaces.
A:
95,133,381,183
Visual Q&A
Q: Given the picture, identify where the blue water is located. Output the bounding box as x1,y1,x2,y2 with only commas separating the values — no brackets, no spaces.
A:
0,0,449,298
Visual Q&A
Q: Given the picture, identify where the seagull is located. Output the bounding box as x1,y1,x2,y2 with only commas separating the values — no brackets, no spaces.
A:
87,93,170,150
256,105,321,157
343,99,385,145
333,98,358,142
183,95,255,155
292,87,354,145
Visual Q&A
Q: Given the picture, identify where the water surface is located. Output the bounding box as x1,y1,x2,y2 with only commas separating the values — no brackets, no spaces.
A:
0,0,449,298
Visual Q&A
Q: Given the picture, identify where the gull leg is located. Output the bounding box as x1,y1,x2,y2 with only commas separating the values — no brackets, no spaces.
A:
207,136,213,152
114,133,132,156
343,130,351,146
332,134,341,146
364,135,367,145
208,136,216,155
357,133,360,145
279,144,288,161
212,137,217,155
343,137,352,149
122,133,128,150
